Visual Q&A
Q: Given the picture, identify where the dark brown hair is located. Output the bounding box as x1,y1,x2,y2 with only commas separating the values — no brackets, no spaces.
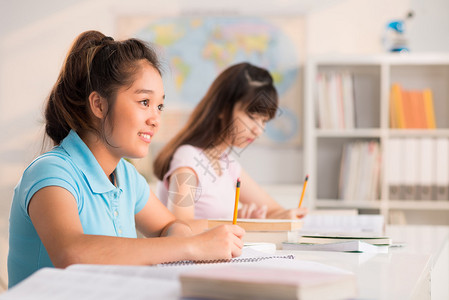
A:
153,62,278,180
44,30,161,145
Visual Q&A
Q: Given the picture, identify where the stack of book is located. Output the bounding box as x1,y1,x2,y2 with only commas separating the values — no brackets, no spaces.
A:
208,219,303,249
282,233,391,254
282,240,389,253
389,83,436,129
338,141,381,201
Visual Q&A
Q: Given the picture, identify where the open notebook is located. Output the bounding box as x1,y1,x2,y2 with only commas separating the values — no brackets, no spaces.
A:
65,247,294,281
159,246,294,266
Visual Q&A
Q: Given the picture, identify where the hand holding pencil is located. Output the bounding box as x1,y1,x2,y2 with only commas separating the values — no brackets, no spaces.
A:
233,178,241,225
265,175,309,219
298,175,309,209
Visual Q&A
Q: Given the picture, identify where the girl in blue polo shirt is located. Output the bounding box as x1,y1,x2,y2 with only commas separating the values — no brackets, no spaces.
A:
7,30,244,288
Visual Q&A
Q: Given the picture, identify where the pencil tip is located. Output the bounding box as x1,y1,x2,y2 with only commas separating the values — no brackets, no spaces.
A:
305,175,309,181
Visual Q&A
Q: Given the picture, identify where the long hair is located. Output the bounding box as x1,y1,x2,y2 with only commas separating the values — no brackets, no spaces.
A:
153,62,278,180
44,30,161,146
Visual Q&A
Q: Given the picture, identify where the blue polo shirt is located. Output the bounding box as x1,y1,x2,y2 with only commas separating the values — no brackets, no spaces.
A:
7,130,150,287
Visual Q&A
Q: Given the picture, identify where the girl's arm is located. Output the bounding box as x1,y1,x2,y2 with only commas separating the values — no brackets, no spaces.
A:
239,169,308,219
28,186,244,268
165,167,209,233
136,188,208,235
135,190,193,237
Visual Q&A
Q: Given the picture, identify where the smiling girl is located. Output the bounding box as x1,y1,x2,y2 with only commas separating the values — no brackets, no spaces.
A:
153,62,308,223
7,30,244,288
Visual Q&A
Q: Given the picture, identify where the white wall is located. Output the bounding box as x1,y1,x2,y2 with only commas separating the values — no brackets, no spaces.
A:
3,0,448,289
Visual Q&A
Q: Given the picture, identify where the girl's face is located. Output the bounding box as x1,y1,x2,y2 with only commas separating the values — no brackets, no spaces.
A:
226,102,269,149
105,62,164,159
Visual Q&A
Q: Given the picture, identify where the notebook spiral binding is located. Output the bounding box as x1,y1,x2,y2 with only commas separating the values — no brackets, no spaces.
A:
160,254,295,266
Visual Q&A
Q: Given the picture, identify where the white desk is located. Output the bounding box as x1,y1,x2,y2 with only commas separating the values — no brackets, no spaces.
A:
1,225,448,300
280,225,449,299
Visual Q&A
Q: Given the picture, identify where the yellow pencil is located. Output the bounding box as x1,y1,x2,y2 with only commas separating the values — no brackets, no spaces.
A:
298,175,309,208
233,178,241,225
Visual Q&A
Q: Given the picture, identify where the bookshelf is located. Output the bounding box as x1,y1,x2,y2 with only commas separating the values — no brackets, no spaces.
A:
303,53,449,225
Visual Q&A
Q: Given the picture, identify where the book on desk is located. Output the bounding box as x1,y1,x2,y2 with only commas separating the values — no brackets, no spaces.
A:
208,219,302,248
180,260,357,300
282,240,389,253
207,218,303,231
297,233,392,246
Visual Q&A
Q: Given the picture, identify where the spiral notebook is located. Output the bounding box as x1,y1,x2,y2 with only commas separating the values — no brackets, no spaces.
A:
159,247,294,266
66,248,296,281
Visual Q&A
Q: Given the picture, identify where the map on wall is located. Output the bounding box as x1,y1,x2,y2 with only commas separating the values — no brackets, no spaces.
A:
117,16,303,145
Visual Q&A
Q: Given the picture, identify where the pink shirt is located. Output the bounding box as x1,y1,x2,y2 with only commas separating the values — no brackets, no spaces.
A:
156,145,241,219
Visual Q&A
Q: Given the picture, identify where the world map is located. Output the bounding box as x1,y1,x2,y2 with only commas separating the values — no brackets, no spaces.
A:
132,17,300,143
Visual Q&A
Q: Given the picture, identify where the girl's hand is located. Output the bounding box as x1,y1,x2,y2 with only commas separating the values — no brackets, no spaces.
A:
238,203,267,219
188,225,245,261
268,207,308,219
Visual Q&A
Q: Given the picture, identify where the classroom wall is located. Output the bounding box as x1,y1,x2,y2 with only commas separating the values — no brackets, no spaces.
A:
2,0,448,289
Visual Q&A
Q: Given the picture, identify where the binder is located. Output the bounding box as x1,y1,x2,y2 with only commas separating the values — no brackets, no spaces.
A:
418,138,434,201
403,138,418,200
435,138,449,201
387,138,403,200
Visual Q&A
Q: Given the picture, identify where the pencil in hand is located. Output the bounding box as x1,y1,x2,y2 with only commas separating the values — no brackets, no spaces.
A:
298,175,309,208
233,178,241,225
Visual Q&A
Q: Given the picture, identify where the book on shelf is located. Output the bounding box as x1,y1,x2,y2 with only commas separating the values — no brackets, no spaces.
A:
179,259,357,300
403,138,418,200
418,137,434,201
389,83,436,129
207,218,303,231
423,88,436,129
338,141,381,201
282,240,389,253
315,71,355,130
435,138,449,201
387,137,449,201
297,233,392,246
387,138,404,200
389,83,406,128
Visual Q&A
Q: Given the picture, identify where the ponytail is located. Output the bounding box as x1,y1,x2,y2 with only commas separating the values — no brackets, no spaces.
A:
44,30,161,145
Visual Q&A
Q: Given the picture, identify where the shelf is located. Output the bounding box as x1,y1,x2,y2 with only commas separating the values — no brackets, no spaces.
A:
315,199,449,211
316,129,382,138
304,54,449,225
388,129,449,138
315,199,382,209
388,201,449,211
309,53,449,65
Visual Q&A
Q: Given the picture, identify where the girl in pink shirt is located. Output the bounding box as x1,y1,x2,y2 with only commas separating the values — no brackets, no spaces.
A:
154,62,308,221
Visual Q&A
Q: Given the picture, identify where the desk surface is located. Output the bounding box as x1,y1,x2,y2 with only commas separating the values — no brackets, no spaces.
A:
280,225,449,299
1,225,448,300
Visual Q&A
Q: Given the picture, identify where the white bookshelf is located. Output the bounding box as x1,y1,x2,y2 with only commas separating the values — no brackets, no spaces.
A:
303,53,449,225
